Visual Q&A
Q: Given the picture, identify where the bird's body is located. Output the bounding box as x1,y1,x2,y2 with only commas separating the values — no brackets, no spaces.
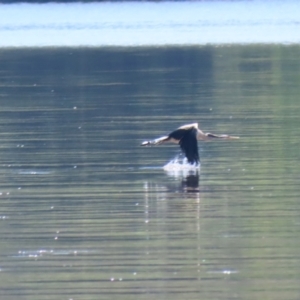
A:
141,123,239,164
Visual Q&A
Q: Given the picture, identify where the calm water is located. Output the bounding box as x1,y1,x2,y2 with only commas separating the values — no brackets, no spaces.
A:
1,1,300,47
0,45,300,299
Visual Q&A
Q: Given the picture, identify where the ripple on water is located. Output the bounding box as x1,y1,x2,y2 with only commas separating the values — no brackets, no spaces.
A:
14,249,94,258
163,154,200,178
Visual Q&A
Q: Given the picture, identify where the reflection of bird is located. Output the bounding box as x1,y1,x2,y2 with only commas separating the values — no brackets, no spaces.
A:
141,123,239,164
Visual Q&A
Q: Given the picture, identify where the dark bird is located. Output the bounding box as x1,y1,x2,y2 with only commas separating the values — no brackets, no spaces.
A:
141,123,239,164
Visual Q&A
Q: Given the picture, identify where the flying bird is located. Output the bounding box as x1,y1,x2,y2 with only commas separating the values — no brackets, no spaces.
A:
141,123,239,164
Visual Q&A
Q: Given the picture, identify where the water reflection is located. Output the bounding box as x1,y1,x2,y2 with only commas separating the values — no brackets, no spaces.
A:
181,174,200,193
145,169,200,195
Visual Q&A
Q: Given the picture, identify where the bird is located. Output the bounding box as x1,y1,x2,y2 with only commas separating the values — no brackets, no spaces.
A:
141,123,239,165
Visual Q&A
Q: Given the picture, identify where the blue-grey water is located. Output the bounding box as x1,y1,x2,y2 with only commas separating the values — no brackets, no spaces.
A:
0,1,300,47
1,2,300,300
0,45,299,300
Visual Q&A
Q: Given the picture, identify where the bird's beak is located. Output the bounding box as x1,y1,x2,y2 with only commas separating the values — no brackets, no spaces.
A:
141,141,150,146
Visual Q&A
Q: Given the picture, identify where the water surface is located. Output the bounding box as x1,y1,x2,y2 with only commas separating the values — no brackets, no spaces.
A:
0,46,300,299
0,1,300,47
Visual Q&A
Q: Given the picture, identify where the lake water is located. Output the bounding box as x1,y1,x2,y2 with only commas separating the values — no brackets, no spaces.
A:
1,2,300,300
0,1,300,47
0,45,300,300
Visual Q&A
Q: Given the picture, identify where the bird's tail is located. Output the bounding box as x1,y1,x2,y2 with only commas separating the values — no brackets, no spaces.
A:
141,135,169,146
206,133,240,140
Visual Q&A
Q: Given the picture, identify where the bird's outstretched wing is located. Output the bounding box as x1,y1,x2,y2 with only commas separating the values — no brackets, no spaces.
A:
178,127,199,164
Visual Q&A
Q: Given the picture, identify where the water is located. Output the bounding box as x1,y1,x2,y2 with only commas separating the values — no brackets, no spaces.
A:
0,1,300,47
1,1,300,298
0,45,299,299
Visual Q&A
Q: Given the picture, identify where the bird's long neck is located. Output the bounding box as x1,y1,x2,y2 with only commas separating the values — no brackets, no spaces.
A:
196,129,209,140
197,129,239,140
